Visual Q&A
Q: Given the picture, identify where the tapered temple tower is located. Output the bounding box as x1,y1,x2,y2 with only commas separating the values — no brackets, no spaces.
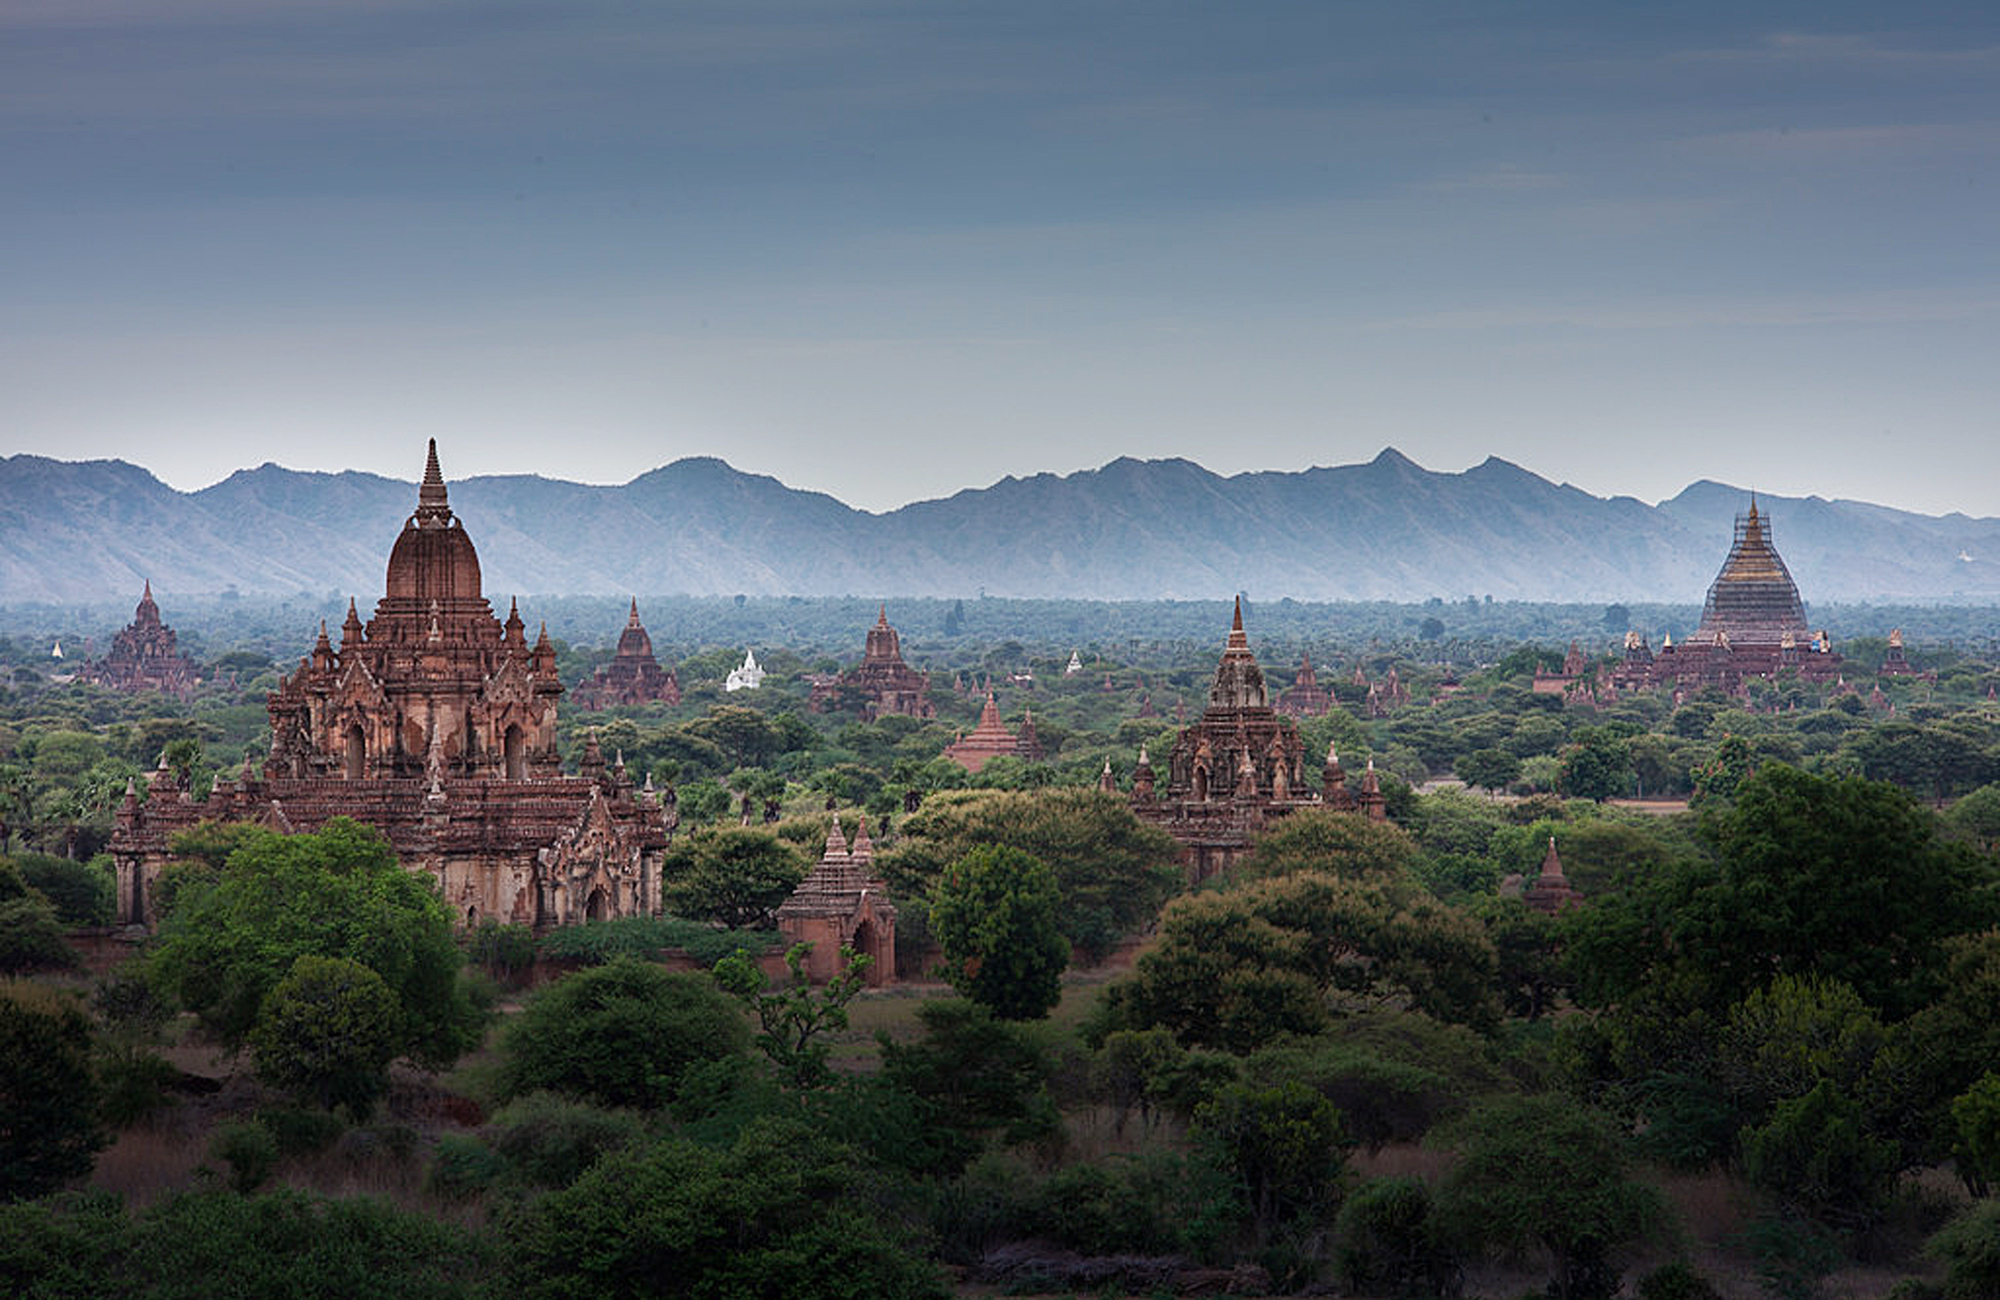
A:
811,605,934,719
1130,598,1382,881
574,599,681,709
85,582,198,696
112,442,675,931
1693,498,1809,647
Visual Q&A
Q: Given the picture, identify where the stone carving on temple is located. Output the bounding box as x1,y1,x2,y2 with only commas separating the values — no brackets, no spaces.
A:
83,582,198,696
1128,598,1383,882
574,599,682,709
111,441,674,931
810,605,934,720
775,814,897,986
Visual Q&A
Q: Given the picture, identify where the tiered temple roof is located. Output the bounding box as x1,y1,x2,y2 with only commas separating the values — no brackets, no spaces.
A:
112,441,675,932
85,582,198,696
1130,598,1382,881
1275,650,1333,716
943,691,1046,773
574,600,682,709
775,815,897,985
812,605,934,720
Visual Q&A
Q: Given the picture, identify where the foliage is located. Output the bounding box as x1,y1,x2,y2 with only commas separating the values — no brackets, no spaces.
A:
659,825,808,929
1244,1014,1502,1152
1233,808,1426,883
713,942,867,1090
249,955,401,1116
1565,765,1997,1020
1104,869,1499,1050
144,818,477,1068
500,957,749,1110
880,787,1181,945
1927,1198,2000,1300
502,1116,947,1300
8,852,113,925
0,894,83,974
1950,1071,2000,1197
929,844,1067,1020
1741,1080,1902,1229
1435,1094,1670,1300
1741,1211,1843,1300
485,1092,648,1190
1194,1079,1348,1247
465,919,536,987
876,999,1060,1177
1335,1177,1462,1299
0,981,104,1199
208,1119,279,1193
531,913,780,967
1635,1261,1725,1300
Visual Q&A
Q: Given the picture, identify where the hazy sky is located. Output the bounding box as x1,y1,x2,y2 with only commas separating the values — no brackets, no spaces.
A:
6,2,1996,515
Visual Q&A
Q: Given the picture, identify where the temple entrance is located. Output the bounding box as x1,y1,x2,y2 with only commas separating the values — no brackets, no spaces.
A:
344,725,366,780
850,919,879,984
584,886,609,922
504,725,525,781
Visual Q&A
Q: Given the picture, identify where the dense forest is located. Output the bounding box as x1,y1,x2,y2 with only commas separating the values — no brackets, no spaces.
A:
4,602,2000,1298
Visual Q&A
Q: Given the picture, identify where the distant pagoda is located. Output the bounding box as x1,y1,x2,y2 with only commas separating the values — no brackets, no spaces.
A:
574,599,681,709
85,582,198,697
942,690,1046,773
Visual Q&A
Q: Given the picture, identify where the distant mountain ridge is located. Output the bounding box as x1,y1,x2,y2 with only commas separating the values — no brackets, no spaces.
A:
4,448,1998,606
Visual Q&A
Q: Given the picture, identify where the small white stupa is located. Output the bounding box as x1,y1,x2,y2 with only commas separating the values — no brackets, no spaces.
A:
725,648,766,692
1064,649,1083,676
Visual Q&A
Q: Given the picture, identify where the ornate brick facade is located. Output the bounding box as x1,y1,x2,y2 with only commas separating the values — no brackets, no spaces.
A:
812,605,934,720
85,582,198,697
110,442,675,930
775,815,896,986
574,600,682,709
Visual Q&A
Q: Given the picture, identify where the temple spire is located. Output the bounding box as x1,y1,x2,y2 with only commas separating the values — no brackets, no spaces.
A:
628,597,641,625
416,438,451,523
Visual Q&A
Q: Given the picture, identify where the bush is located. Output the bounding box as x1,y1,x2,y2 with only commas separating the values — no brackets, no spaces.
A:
97,1048,180,1128
1335,1177,1461,1298
466,919,536,987
500,958,749,1110
533,915,780,967
13,853,114,926
0,894,82,974
255,1105,345,1158
428,1134,507,1202
486,1092,647,1189
0,981,104,1198
1927,1198,2000,1300
209,1120,279,1193
1636,1261,1725,1300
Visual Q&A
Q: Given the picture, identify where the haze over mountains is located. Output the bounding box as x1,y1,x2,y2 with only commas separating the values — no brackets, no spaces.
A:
4,449,1997,607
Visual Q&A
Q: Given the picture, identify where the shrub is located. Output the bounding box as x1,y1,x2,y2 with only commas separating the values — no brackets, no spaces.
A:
209,1120,279,1193
13,852,114,926
1927,1198,2000,1300
486,1092,647,1189
0,894,82,974
97,1048,180,1128
255,1105,345,1158
532,914,780,967
1335,1176,1461,1298
500,958,749,1110
1636,1261,1725,1300
428,1134,507,1202
0,981,104,1198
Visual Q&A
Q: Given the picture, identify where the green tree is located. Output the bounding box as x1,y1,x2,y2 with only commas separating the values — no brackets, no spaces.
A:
502,1117,946,1300
1437,1094,1669,1300
0,981,105,1198
0,893,83,974
249,955,401,1116
1559,728,1632,802
1233,807,1425,883
880,787,1180,949
930,844,1068,1020
1927,1198,2000,1300
500,957,748,1110
1951,1072,2000,1198
658,825,806,931
1105,871,1499,1050
713,942,867,1091
1194,1079,1347,1247
875,998,1060,1176
1455,747,1521,796
145,819,477,1067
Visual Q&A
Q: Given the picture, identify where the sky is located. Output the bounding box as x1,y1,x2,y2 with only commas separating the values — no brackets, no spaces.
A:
5,1,1997,516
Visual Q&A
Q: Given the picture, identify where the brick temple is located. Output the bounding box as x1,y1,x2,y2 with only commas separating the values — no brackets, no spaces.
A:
1274,650,1332,716
774,814,896,986
942,690,1046,773
1609,497,1842,695
111,441,675,930
573,600,682,709
811,605,934,720
1128,599,1383,881
84,582,198,697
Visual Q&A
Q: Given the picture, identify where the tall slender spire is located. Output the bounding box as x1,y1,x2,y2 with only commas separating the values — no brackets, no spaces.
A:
415,438,452,524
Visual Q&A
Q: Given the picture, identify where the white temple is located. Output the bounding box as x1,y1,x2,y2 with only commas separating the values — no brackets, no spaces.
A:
1064,649,1083,676
724,648,766,692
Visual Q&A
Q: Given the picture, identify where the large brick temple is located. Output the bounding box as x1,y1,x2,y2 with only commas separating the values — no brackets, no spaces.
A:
573,600,682,709
84,582,199,697
111,442,675,930
1610,497,1841,695
1129,598,1383,881
811,605,934,720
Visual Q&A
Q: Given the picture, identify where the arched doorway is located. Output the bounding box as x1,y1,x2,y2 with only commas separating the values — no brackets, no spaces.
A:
504,724,525,781
584,887,609,922
850,919,878,983
344,725,366,780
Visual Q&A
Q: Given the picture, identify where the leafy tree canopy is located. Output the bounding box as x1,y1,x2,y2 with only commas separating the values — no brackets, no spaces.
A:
145,818,477,1068
930,843,1068,1020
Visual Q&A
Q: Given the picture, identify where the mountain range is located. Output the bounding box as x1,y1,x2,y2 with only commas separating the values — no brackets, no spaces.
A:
3,448,1997,606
